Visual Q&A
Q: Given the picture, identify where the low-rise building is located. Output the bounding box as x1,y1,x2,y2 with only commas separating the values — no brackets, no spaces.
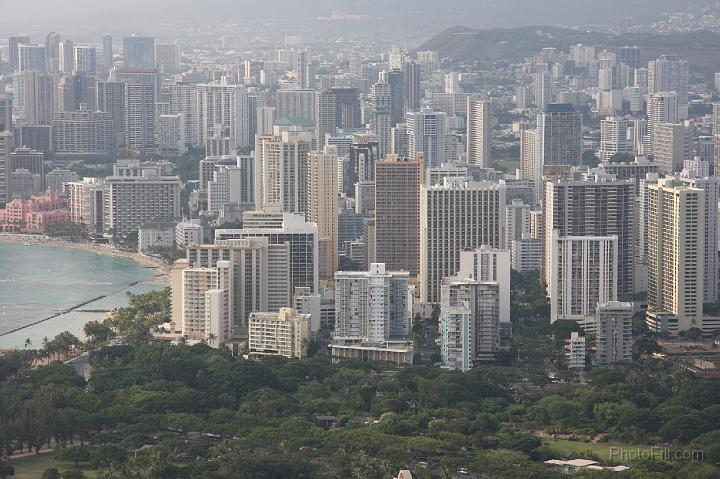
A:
248,308,310,358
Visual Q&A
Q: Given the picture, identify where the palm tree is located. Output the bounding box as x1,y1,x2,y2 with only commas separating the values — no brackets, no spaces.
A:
23,338,31,350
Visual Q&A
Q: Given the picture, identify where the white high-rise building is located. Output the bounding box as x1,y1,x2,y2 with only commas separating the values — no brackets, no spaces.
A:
420,178,506,303
275,89,315,123
334,263,411,345
370,79,392,157
466,98,491,167
673,173,719,303
457,246,511,325
647,179,705,334
256,105,275,135
652,122,686,175
248,308,310,358
157,113,187,156
595,301,633,365
648,55,689,119
180,260,232,348
598,116,631,162
169,83,199,148
67,178,104,235
550,232,619,330
207,165,243,215
646,92,678,154
440,277,500,370
197,80,250,153
406,108,447,168
307,146,339,279
506,199,531,250
254,125,313,214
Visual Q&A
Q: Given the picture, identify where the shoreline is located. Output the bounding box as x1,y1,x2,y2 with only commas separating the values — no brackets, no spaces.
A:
0,233,171,283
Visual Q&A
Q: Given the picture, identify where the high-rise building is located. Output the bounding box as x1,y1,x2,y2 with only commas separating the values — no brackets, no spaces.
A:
402,60,422,112
180,237,291,333
23,72,56,125
544,172,635,299
346,136,379,197
8,36,30,71
0,132,13,205
249,308,310,358
275,89,315,124
157,113,187,156
334,263,411,345
647,92,679,154
216,210,319,294
648,54,689,119
673,173,720,303
254,126,313,214
457,246,511,325
550,232,619,330
0,94,12,132
123,35,155,68
179,260,232,347
58,40,74,73
45,32,61,72
102,34,113,74
370,79,392,156
52,107,115,155
595,301,633,365
155,43,180,74
307,146,339,279
375,154,424,277
197,80,250,153
18,44,45,72
124,81,155,155
538,103,583,168
8,148,44,196
598,116,631,162
103,174,182,237
506,199,532,261
652,123,686,175
96,81,126,147
534,71,552,109
68,178,105,235
73,45,97,73
647,178,704,334
406,108,447,168
440,277,500,370
420,178,506,303
315,87,361,146
466,98,491,167
168,83,199,148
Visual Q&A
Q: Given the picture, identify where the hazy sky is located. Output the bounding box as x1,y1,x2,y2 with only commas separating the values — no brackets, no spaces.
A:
0,0,711,38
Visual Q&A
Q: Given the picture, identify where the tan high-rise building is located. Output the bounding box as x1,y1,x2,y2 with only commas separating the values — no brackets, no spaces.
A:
466,98,491,167
375,154,424,278
647,179,704,334
68,178,105,235
254,125,313,214
307,146,339,279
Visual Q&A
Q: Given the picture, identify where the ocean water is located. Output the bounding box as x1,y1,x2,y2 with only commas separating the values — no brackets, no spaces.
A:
0,243,165,349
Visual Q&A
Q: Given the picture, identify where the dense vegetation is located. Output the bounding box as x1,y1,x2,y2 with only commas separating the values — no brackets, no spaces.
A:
1,288,720,478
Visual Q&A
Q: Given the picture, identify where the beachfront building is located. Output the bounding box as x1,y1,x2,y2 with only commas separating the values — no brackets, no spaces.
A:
0,188,68,233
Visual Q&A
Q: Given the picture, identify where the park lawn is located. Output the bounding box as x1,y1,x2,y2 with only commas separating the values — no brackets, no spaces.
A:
8,452,104,479
543,439,659,464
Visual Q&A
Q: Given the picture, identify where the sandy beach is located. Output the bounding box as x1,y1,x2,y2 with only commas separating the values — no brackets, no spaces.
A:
0,233,171,283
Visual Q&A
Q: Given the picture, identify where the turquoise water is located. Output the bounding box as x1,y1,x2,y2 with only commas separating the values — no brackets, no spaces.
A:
0,243,165,349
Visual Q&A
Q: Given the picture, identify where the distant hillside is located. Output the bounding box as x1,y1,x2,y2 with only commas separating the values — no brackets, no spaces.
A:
418,26,720,75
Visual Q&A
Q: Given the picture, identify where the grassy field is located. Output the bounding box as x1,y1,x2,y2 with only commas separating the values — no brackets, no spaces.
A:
8,453,104,479
543,439,660,464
